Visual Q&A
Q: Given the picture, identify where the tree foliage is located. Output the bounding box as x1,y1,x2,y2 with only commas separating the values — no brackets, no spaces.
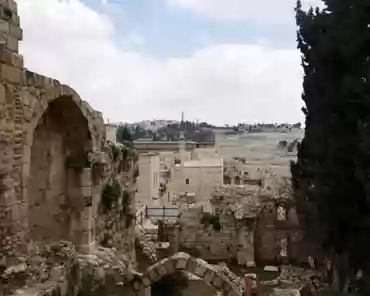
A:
291,0,370,289
116,125,133,143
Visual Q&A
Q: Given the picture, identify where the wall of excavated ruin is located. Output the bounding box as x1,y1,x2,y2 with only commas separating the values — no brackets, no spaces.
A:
94,143,139,264
165,206,239,262
0,67,107,259
0,0,138,265
255,198,323,265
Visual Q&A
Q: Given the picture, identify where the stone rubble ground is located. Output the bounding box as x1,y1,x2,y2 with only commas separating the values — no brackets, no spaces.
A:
215,262,246,294
1,241,76,296
135,228,158,262
0,241,135,296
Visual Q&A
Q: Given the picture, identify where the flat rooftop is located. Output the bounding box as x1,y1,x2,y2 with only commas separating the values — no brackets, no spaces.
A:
183,157,223,168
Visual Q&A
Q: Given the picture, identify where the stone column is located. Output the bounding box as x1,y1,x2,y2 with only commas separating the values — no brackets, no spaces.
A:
0,0,26,259
0,0,23,82
78,168,95,253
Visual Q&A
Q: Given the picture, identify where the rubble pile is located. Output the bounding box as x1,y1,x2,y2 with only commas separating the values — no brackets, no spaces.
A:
216,262,245,294
76,246,134,296
1,241,76,296
135,229,157,262
211,185,262,219
0,242,134,296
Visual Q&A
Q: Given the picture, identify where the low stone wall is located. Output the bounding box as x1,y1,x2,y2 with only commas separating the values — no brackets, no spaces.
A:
255,198,322,265
163,207,251,263
179,223,237,261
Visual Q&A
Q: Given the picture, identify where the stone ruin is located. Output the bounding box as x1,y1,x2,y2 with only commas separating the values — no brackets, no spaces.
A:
0,1,139,294
0,2,326,295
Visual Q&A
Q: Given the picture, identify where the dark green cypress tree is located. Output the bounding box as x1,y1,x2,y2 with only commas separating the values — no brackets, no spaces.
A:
116,125,133,143
292,0,370,291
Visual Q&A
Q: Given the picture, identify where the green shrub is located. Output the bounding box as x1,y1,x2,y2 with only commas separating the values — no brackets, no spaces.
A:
110,144,121,162
101,181,121,211
200,213,222,231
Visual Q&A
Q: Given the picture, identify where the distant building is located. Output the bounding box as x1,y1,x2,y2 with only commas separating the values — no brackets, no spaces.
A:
105,123,118,142
168,157,224,206
136,152,161,207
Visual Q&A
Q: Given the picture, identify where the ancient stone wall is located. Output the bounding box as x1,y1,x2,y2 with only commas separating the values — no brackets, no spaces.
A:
0,0,138,267
94,142,139,264
255,197,322,265
163,204,252,263
178,216,237,261
127,252,242,296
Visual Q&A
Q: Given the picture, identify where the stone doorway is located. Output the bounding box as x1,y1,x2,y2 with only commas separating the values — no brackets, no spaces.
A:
28,95,93,247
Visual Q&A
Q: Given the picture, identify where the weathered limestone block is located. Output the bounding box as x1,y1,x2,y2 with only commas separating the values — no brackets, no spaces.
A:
203,268,216,285
9,24,22,40
0,63,21,83
6,34,18,52
172,252,190,269
212,272,224,289
194,259,208,277
146,264,160,282
22,69,60,89
163,255,175,274
0,46,23,67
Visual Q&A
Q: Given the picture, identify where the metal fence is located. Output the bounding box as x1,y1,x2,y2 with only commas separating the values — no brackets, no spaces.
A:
145,205,179,219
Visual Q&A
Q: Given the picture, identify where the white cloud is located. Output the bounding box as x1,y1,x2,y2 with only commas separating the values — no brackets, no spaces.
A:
167,0,324,23
18,0,304,126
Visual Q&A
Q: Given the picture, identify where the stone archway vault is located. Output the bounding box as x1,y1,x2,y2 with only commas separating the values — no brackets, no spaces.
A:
24,84,99,252
27,85,98,148
130,252,241,296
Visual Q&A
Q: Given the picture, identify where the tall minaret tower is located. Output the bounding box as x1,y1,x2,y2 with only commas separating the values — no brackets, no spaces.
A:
179,111,186,164
178,131,186,164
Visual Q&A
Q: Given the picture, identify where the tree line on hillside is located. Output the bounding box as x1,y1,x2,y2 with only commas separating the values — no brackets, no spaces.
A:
116,122,215,143
291,0,370,294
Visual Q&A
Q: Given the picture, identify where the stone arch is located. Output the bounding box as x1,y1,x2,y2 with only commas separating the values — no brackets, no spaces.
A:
130,252,241,296
26,85,98,149
24,85,97,248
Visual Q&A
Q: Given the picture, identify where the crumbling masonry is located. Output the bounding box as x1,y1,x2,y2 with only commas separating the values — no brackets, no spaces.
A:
0,0,137,263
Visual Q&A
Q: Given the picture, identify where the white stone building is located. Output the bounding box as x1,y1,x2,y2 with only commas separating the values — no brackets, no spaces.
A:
105,123,118,142
168,157,224,206
136,152,161,207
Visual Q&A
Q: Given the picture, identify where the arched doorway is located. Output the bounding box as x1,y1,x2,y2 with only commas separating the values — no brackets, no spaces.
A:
28,94,93,246
129,252,241,296
152,271,216,296
223,175,231,185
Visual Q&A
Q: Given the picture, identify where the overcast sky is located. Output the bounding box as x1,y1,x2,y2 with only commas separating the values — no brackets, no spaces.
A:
18,0,323,125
